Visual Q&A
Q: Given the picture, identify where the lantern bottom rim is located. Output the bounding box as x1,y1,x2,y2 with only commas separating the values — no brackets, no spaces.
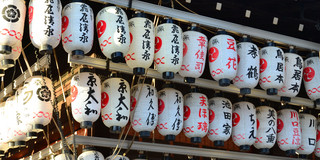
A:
214,140,224,147
8,142,15,149
0,45,12,55
165,135,176,141
163,72,174,79
286,149,295,156
260,148,270,154
240,88,251,95
219,79,230,87
80,121,93,129
267,88,278,95
27,132,38,139
191,137,201,143
32,124,44,132
0,69,4,77
299,154,307,158
72,50,85,60
109,126,122,134
139,131,150,138
111,52,125,63
280,96,291,102
1,59,14,70
39,45,53,55
316,99,320,105
14,141,26,148
239,145,250,151
0,150,4,156
184,77,195,83
133,67,145,75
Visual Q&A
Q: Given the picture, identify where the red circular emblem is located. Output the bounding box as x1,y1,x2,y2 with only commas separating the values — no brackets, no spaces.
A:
28,6,34,24
317,130,320,142
260,59,267,73
130,32,133,44
257,119,260,130
62,16,69,33
208,47,219,63
183,106,191,121
303,67,315,82
97,20,106,38
101,92,109,109
209,109,215,123
158,99,165,115
70,85,78,102
277,119,284,133
232,113,240,127
183,42,188,57
130,96,137,111
155,36,162,53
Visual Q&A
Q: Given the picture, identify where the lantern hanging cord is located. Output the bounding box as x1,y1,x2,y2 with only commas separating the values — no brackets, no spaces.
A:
53,49,66,102
21,48,33,76
42,129,54,154
17,59,24,77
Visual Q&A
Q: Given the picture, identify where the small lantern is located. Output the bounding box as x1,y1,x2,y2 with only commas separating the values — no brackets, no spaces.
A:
315,118,320,158
303,51,320,105
233,35,259,94
0,0,26,55
101,77,130,133
96,6,130,63
106,155,130,160
78,147,104,160
208,30,237,86
71,68,101,128
207,96,232,146
259,41,285,95
126,12,155,75
157,86,183,141
131,84,158,138
254,106,277,154
178,24,207,83
296,113,316,157
0,40,21,70
62,1,94,59
29,0,61,54
0,103,9,156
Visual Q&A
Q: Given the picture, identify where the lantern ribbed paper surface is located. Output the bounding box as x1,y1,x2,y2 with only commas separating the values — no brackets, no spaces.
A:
303,53,320,105
207,97,232,146
96,6,130,62
315,119,320,157
78,150,104,160
296,113,316,156
54,153,75,160
106,155,130,160
0,40,21,69
0,104,9,155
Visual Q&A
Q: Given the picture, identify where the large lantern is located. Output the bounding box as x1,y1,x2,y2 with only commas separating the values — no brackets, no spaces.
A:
0,40,21,70
259,42,285,95
303,51,320,105
0,0,25,55
183,88,209,143
157,86,183,141
296,113,316,157
232,101,256,151
315,118,320,158
0,103,9,156
278,48,303,102
207,96,232,146
208,30,237,86
178,24,207,83
131,84,158,137
29,0,61,54
233,36,259,94
253,106,277,154
62,1,94,59
101,77,130,133
78,147,104,160
96,6,130,62
277,108,301,155
71,68,101,128
106,155,130,160
126,12,155,75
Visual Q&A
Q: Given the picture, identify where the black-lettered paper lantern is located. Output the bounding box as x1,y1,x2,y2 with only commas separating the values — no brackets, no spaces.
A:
208,31,237,86
96,6,130,63
303,52,320,105
0,103,9,156
0,40,21,70
62,1,94,59
315,118,320,158
78,147,104,160
71,69,101,128
0,0,26,55
296,113,316,157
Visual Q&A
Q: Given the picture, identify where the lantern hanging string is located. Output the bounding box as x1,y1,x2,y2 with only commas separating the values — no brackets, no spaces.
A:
42,128,54,154
21,48,32,76
17,59,24,77
10,61,17,90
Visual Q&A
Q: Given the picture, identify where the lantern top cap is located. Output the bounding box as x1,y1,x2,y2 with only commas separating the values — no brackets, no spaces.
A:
162,81,174,89
265,41,275,46
32,71,43,76
188,23,201,32
190,85,200,93
306,51,319,59
216,29,227,35
240,35,251,42
0,69,4,77
286,46,296,53
83,146,96,152
214,90,223,97
80,68,93,73
71,0,87,3
162,17,174,24
133,11,146,18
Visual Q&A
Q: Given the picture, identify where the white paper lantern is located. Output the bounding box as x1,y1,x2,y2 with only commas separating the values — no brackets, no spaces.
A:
106,155,130,160
178,24,207,83
71,69,101,128
62,2,94,59
55,153,75,160
233,36,259,94
78,148,104,160
303,52,320,105
29,0,61,54
296,113,316,156
253,106,277,154
183,92,209,143
208,31,237,86
101,77,130,133
131,84,158,137
278,49,303,102
157,87,183,141
232,101,256,151
207,97,232,146
0,103,9,156
0,0,25,55
277,108,301,155
259,42,285,95
315,118,320,157
0,40,21,70
96,6,130,62
126,12,155,75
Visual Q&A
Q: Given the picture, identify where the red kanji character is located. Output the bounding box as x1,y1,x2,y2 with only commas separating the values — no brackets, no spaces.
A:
195,62,204,73
292,121,299,127
292,136,301,145
197,36,207,49
226,57,236,70
197,121,208,132
290,111,298,121
199,96,207,106
227,38,236,51
199,108,207,118
293,128,300,136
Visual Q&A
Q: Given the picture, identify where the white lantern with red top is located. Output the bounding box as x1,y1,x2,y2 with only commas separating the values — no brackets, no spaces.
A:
208,30,237,87
296,113,316,157
0,103,9,156
207,96,232,146
179,24,207,83
29,0,61,54
277,108,301,155
233,36,259,94
62,1,94,59
78,147,104,160
0,0,25,55
96,6,130,63
126,12,154,75
303,51,320,105
71,68,101,129
157,86,183,141
101,77,130,133
315,118,320,158
131,84,158,138
253,106,277,154
259,42,285,95
183,88,209,143
0,40,21,70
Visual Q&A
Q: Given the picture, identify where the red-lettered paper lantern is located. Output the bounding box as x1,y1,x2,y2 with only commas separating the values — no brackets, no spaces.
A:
207,97,232,146
29,0,61,54
131,84,158,137
315,118,320,157
71,69,101,128
106,155,130,160
157,87,183,141
0,103,9,156
101,77,130,133
233,36,259,94
232,101,256,151
208,31,237,86
0,0,25,55
183,91,209,143
96,6,130,63
126,12,154,75
277,108,301,155
259,42,285,95
296,113,316,157
62,1,94,59
78,147,104,160
253,106,277,154
0,40,21,70
179,24,207,83
303,52,320,105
